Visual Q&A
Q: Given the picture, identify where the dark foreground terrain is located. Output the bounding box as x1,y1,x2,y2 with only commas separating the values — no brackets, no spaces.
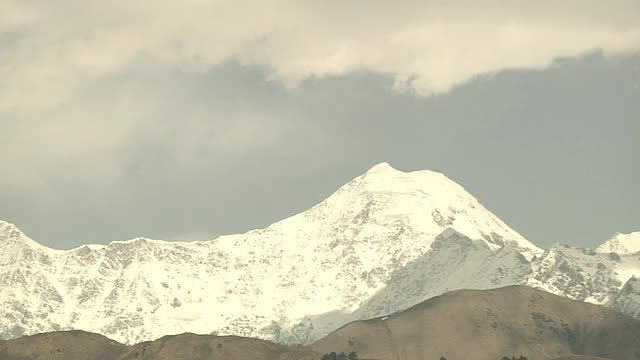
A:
1,286,638,360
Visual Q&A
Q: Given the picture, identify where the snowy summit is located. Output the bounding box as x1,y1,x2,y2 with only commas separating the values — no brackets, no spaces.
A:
597,232,640,254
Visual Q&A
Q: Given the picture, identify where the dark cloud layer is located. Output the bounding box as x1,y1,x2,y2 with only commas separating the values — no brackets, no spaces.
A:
1,51,638,249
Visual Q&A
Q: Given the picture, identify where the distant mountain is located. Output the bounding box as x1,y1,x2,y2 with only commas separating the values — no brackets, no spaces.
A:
0,163,638,345
311,286,640,360
597,232,640,254
526,242,640,317
1,286,638,360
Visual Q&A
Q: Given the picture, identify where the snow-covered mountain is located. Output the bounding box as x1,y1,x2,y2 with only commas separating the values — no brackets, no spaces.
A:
522,230,640,319
527,243,640,305
0,162,638,345
597,231,640,254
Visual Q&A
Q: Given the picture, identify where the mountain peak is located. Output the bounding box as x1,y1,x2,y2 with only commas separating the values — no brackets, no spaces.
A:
0,166,544,344
597,231,640,254
318,164,542,259
0,220,26,245
365,162,445,178
366,162,397,173
358,163,449,195
0,220,19,231
0,220,58,254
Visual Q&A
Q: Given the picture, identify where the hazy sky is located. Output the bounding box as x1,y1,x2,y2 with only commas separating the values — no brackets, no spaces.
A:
1,1,639,249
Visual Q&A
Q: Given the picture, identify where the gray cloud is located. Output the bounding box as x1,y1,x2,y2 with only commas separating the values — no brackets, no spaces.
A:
0,51,638,249
2,0,640,114
1,1,639,248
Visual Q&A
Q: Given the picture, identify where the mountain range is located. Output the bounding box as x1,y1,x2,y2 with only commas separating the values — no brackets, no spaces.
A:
1,162,639,345
2,286,639,360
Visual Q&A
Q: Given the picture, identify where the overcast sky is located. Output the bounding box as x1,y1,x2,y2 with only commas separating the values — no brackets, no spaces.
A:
1,1,639,249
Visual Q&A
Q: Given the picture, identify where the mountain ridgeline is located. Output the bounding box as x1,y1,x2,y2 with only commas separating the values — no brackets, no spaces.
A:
1,163,639,348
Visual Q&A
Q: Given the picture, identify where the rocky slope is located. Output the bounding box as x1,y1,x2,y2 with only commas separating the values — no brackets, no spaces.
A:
0,163,638,345
526,242,640,317
608,276,640,318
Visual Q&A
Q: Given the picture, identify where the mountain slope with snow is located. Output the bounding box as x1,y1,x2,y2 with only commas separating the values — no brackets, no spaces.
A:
597,232,640,254
0,163,543,344
526,243,640,305
525,232,640,318
0,163,638,346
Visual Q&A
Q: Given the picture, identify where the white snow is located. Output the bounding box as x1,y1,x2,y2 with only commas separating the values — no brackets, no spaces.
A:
597,232,640,254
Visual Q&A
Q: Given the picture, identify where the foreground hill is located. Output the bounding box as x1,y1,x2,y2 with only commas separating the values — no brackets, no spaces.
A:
311,286,640,360
1,286,638,360
0,331,125,360
0,331,318,360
